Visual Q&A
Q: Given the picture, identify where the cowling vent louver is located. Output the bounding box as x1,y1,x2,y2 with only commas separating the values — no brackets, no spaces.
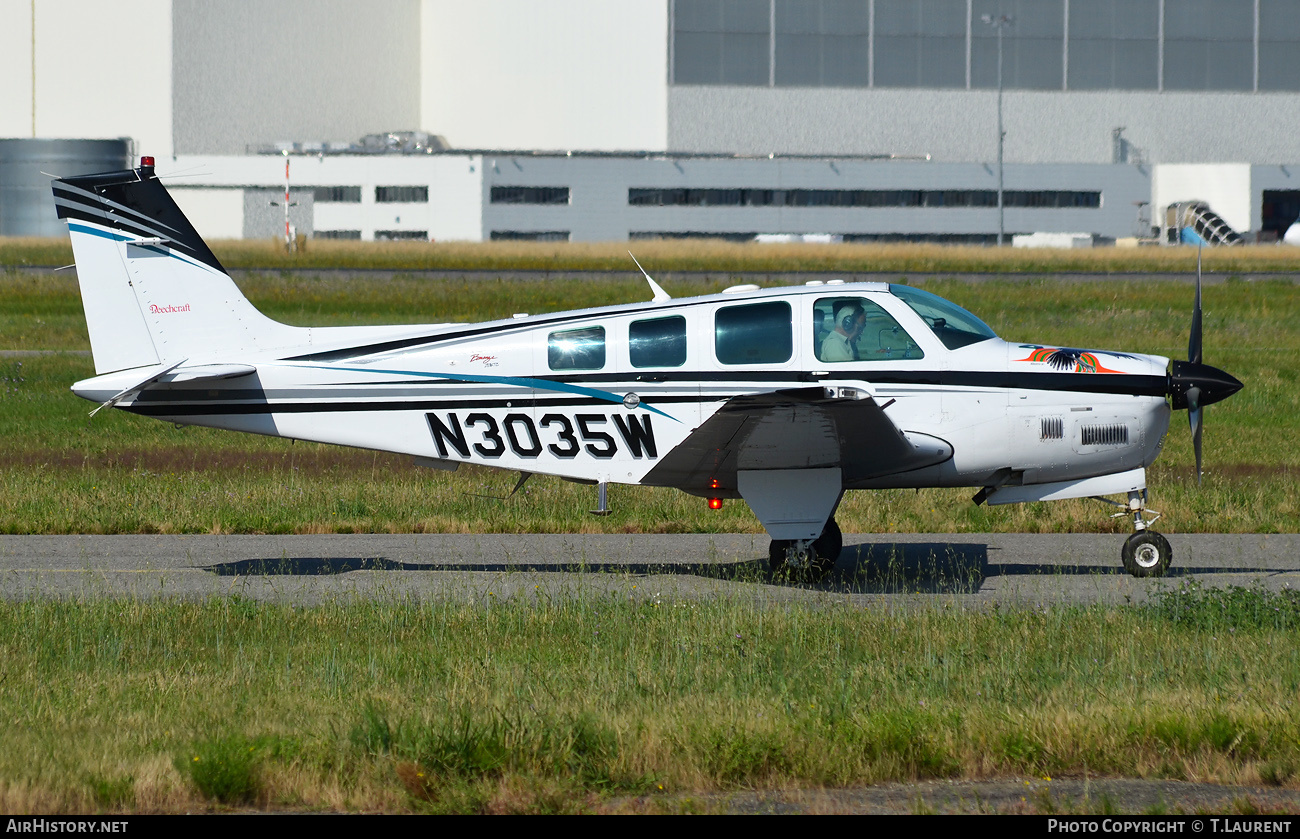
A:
1081,423,1128,446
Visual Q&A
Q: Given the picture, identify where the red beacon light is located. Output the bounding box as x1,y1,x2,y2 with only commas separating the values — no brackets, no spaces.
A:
707,498,723,510
139,156,155,177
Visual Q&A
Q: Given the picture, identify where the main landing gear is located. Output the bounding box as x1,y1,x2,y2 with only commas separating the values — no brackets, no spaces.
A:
769,518,842,580
1100,489,1172,578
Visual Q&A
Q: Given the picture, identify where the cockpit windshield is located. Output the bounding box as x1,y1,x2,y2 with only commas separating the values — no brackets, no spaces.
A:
889,284,998,350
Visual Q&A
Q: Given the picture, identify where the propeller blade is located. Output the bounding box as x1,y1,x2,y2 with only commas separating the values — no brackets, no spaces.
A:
1189,245,1203,365
1186,386,1203,485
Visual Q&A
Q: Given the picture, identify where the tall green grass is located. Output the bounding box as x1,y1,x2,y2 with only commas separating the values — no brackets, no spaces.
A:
1,592,1298,812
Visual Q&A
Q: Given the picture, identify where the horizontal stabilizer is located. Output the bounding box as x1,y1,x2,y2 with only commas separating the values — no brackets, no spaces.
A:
85,358,188,417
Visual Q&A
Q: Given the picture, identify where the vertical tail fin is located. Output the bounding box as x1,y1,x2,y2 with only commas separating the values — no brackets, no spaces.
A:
53,159,301,373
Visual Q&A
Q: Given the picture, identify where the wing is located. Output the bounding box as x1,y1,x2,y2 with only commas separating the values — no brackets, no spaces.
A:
641,387,952,496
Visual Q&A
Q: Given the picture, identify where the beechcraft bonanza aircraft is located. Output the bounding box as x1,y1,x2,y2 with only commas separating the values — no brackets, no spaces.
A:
55,158,1242,578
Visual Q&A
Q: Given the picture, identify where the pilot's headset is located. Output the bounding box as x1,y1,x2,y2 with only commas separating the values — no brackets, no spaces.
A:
836,303,865,334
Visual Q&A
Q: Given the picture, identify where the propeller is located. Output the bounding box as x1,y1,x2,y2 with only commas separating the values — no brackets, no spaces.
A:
1167,245,1242,484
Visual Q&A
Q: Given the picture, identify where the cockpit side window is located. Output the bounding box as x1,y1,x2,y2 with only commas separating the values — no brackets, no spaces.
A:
889,285,998,350
813,296,924,362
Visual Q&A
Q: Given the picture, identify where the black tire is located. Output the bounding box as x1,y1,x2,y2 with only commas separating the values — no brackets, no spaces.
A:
813,518,843,564
768,538,792,571
1122,530,1172,578
768,520,840,581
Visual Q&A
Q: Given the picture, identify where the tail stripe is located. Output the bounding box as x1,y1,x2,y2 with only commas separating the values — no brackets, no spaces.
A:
53,174,223,274
53,182,186,238
59,207,175,247
56,161,301,372
66,221,222,275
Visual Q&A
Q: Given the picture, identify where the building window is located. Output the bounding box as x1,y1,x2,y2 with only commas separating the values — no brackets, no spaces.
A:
313,186,362,203
630,187,1099,208
673,0,770,85
1259,0,1300,91
715,301,792,365
630,231,758,242
376,186,429,203
490,186,571,204
489,231,571,241
971,0,1065,91
374,230,428,241
630,188,777,206
549,326,606,371
874,0,967,88
1163,0,1254,92
1067,0,1158,90
314,230,361,240
669,0,1296,93
630,316,688,368
775,0,871,87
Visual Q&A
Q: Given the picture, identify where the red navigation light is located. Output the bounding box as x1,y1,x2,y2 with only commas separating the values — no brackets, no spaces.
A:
707,498,723,510
709,478,720,489
140,156,155,168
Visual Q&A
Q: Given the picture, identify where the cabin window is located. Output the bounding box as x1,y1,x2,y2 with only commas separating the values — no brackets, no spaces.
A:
548,326,605,371
813,297,924,362
630,316,687,368
715,301,792,365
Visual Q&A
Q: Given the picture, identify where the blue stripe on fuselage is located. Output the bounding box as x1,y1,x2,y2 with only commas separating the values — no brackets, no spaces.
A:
287,363,680,421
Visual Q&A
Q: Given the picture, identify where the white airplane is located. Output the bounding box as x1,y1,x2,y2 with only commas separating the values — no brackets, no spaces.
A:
1284,217,1300,247
54,158,1242,578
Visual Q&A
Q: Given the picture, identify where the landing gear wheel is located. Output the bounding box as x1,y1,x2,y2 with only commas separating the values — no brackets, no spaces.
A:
813,517,842,564
769,519,841,581
1122,531,1172,578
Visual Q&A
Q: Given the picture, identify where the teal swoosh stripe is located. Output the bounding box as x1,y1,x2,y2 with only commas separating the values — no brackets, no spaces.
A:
67,222,210,270
289,364,680,421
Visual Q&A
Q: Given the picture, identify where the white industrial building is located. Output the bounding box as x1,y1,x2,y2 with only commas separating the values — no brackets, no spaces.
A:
2,0,1299,243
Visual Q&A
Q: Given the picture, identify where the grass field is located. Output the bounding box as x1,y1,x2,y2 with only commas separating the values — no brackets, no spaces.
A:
6,236,1300,275
1,269,1296,535
2,585,1299,813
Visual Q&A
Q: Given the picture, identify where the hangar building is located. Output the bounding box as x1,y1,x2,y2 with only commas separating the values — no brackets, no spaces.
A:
2,0,1298,243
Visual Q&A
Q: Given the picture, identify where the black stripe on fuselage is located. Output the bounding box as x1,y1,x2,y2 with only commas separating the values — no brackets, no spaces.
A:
296,368,1169,398
121,371,1168,418
289,366,1167,397
121,393,705,417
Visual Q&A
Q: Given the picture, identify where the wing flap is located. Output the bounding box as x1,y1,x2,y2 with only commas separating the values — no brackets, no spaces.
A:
642,387,951,494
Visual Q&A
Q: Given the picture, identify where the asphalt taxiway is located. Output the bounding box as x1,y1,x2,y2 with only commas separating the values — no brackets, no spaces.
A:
2,532,1296,606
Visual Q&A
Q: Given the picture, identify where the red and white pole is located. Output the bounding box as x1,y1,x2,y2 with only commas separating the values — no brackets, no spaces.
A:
283,154,292,251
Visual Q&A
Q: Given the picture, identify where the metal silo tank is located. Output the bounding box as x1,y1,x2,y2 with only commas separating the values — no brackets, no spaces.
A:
0,138,131,237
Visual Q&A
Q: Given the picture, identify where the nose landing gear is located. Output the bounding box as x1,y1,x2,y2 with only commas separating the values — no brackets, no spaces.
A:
1122,530,1172,577
1098,489,1172,577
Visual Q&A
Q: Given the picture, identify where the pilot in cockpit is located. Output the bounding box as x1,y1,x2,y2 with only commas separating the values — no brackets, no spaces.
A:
819,303,866,362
